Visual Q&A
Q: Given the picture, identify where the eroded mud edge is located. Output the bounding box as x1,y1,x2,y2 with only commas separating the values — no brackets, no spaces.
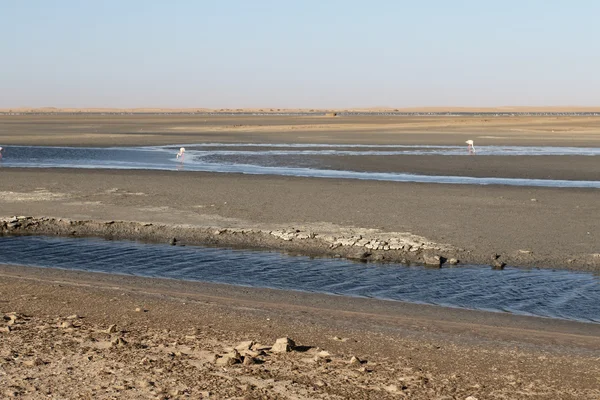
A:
1,216,599,271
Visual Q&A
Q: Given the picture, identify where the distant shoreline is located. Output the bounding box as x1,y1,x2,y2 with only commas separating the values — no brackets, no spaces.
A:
3,106,600,114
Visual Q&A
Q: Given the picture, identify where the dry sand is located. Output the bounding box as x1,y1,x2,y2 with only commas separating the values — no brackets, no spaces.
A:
1,114,599,398
1,264,599,399
1,113,600,147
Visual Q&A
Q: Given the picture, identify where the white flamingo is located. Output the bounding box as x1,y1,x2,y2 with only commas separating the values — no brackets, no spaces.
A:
176,147,185,161
465,140,475,154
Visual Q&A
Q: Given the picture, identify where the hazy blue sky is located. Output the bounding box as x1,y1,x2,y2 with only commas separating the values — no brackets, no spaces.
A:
2,0,599,108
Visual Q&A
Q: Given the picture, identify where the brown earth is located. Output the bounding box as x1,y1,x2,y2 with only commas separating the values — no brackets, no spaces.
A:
1,114,600,147
1,264,599,399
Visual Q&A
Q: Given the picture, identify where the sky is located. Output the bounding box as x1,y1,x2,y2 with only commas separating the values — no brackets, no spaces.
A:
1,0,600,108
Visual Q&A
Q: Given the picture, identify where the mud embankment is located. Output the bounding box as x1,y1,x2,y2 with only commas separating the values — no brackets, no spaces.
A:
2,215,599,271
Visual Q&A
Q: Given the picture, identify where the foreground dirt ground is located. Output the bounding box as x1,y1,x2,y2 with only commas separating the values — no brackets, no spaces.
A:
1,265,599,399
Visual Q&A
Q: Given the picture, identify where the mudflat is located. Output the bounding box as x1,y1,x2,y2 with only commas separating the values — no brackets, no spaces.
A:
1,113,599,398
0,113,599,269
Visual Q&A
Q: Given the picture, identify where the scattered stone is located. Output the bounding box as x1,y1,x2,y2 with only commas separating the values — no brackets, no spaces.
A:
316,350,331,358
60,321,74,329
135,307,142,312
111,337,128,347
347,251,371,261
384,384,399,393
235,340,255,351
136,380,154,389
530,198,537,202
24,358,46,367
271,337,296,353
491,255,506,269
465,397,479,400
0,326,11,333
66,314,80,320
215,349,243,365
350,356,362,366
242,355,257,365
423,254,445,267
104,324,118,334
251,343,271,351
492,260,506,270
169,237,177,245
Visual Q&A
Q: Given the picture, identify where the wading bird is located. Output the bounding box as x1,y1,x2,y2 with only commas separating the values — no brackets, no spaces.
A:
466,140,475,154
0,146,3,160
176,147,185,161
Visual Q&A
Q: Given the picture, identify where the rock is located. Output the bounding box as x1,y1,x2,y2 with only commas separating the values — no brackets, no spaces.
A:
1,326,11,333
215,349,242,365
105,324,118,334
240,349,263,358
169,237,177,245
251,343,271,351
66,314,80,320
135,307,142,312
242,355,256,365
447,258,459,265
60,321,74,329
491,260,506,270
24,358,45,367
111,337,128,347
465,397,479,400
423,254,445,267
350,356,362,365
235,341,255,351
316,350,331,358
271,337,296,353
491,253,501,260
136,380,154,389
347,251,371,261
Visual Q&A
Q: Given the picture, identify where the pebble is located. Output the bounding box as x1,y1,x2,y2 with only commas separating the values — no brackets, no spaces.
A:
60,321,74,329
350,356,362,365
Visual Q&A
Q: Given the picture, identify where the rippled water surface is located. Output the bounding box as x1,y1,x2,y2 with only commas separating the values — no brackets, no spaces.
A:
1,144,599,188
0,236,598,323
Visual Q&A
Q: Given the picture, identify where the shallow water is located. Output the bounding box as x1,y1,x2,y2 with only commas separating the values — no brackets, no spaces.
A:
0,236,598,323
1,144,599,188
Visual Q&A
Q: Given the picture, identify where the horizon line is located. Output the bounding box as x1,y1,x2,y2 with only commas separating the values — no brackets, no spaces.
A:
3,105,600,113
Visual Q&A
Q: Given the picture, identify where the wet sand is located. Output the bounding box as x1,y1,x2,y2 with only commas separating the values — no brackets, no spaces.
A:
1,168,598,270
1,264,599,399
